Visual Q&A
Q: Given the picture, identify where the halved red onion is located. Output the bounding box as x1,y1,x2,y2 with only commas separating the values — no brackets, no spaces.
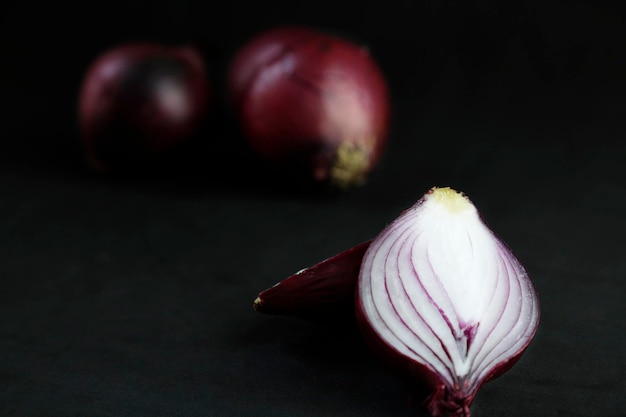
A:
355,187,540,417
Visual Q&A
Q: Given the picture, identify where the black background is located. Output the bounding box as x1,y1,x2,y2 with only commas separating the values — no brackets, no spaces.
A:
1,0,625,416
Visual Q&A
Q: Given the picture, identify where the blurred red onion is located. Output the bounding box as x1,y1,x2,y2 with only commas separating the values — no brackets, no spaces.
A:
78,43,210,172
228,26,390,188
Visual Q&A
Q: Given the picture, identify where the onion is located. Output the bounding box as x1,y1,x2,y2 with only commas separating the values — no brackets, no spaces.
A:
356,187,540,417
78,42,210,172
228,26,390,189
253,186,540,416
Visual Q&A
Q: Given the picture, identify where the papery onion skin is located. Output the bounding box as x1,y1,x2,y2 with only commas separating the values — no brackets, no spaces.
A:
78,43,210,172
228,26,390,189
254,240,371,322
355,187,540,417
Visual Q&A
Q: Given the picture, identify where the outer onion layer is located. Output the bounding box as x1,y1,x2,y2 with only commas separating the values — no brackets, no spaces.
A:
254,240,371,322
228,26,390,188
356,187,540,417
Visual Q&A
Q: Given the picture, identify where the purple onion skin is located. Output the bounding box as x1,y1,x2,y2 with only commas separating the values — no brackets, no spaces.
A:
78,43,210,172
228,26,390,188
254,240,371,322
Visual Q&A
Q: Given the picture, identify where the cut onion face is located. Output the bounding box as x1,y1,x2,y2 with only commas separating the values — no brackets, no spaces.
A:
356,187,540,417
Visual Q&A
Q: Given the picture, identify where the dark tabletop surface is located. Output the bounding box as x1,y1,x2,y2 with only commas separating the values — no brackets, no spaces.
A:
1,1,625,416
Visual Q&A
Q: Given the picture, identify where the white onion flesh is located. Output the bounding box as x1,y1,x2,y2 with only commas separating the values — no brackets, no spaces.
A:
357,187,540,416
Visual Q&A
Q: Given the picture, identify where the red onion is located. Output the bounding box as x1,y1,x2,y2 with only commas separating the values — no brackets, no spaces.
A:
253,186,540,416
356,187,540,417
228,26,390,188
78,43,210,172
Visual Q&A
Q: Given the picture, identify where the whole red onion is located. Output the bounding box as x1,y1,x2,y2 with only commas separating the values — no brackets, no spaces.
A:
78,43,210,172
228,26,390,188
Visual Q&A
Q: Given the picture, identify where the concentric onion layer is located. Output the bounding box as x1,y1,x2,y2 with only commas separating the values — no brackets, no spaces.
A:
357,189,540,399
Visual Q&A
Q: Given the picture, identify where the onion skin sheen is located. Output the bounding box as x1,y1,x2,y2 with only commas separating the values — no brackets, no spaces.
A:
355,187,540,417
79,43,210,172
228,26,390,189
